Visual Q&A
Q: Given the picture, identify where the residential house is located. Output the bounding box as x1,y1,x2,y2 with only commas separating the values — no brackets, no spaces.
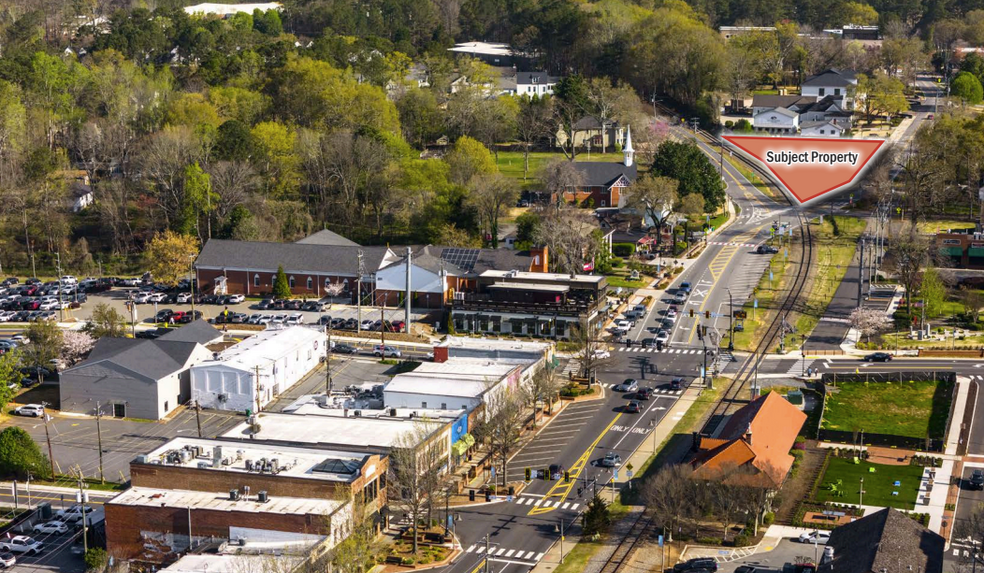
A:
70,182,93,212
800,119,847,137
691,391,807,488
801,68,857,110
554,116,624,152
818,508,944,573
560,126,637,209
750,94,852,134
183,2,282,17
59,322,221,420
753,106,800,134
510,71,557,96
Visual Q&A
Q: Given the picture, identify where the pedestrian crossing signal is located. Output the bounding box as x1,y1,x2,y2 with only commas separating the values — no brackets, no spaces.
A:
689,309,694,317
564,471,570,482
525,468,531,481
705,311,710,319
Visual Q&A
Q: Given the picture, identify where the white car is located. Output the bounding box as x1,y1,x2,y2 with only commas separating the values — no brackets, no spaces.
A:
655,330,670,344
287,313,303,325
32,521,68,534
38,300,58,311
0,551,16,567
56,505,94,523
176,292,192,303
132,292,151,303
60,276,77,285
225,294,245,304
615,320,631,333
665,308,678,321
147,292,166,303
673,292,687,303
593,349,611,360
247,314,262,324
0,536,42,555
257,315,272,325
14,404,44,418
797,531,830,544
271,314,287,324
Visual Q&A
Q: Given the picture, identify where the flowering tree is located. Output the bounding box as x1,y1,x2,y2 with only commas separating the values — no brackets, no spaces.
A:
849,307,891,344
62,331,95,366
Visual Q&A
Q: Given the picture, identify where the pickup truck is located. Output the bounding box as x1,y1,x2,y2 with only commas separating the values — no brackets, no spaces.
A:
0,536,42,555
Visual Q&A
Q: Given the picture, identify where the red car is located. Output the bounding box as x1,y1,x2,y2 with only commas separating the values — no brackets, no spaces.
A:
170,311,186,323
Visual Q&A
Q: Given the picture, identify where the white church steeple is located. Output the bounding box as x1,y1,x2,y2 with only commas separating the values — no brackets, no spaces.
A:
623,125,634,167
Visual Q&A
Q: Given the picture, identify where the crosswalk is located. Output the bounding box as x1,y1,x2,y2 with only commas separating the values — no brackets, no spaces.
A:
616,346,705,354
968,375,984,381
464,545,545,562
511,496,580,510
708,241,758,248
607,384,682,395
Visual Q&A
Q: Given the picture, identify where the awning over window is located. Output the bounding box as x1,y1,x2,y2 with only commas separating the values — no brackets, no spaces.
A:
942,246,964,256
969,247,984,258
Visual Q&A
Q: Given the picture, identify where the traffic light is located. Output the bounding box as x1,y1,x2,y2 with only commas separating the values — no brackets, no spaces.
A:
705,310,710,319
689,309,694,317
702,325,708,337
541,468,549,481
525,468,532,481
697,327,703,341
564,471,570,482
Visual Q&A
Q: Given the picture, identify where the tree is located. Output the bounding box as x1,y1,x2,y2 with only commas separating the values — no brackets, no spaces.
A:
921,266,948,319
0,426,51,480
145,230,199,287
855,72,909,124
85,304,128,338
952,71,984,105
553,75,590,160
848,307,892,344
62,331,95,366
272,265,292,299
572,318,612,380
641,464,697,540
22,321,63,376
473,385,524,488
963,287,984,325
0,351,20,413
837,1,879,25
444,136,496,187
679,193,706,246
886,227,927,317
396,89,443,149
627,174,679,248
467,174,518,248
522,367,563,427
724,36,761,111
389,423,444,555
536,205,599,275
515,212,541,248
538,159,585,203
180,162,217,240
585,79,639,154
651,141,725,211
514,96,552,179
582,495,611,536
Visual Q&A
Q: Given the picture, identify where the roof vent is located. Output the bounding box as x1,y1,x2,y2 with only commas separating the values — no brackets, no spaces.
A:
258,491,268,503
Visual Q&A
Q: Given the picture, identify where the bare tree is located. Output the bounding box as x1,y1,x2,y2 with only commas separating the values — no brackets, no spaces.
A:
538,158,585,203
137,125,201,230
467,173,518,249
962,287,984,324
885,223,928,316
388,423,444,555
626,174,679,249
585,79,639,154
641,464,699,542
473,385,524,488
536,204,599,275
571,318,612,380
514,97,552,180
521,367,563,428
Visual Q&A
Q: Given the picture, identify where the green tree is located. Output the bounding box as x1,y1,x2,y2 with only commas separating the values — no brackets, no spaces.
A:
582,495,611,536
250,121,300,198
855,72,909,124
272,265,292,298
836,1,879,25
0,427,50,480
395,88,443,149
22,321,63,375
921,266,948,318
515,211,541,248
651,141,726,211
214,120,255,162
85,303,128,338
445,136,496,187
84,548,108,572
146,230,200,287
680,193,706,245
0,350,20,412
467,173,519,248
952,71,984,105
180,162,218,239
626,174,679,248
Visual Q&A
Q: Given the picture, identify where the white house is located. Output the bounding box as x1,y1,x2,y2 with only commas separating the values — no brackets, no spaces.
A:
753,106,799,133
70,183,93,212
800,119,847,137
800,68,857,110
183,2,282,16
513,72,557,96
192,326,325,413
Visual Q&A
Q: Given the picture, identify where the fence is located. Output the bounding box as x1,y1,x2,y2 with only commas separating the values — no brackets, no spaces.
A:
816,371,956,453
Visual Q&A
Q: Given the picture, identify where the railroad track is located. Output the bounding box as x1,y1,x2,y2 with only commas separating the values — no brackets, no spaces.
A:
597,509,657,573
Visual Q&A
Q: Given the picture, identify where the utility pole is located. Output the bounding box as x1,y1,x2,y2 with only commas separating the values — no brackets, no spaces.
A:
727,289,734,351
380,304,386,348
857,237,864,304
357,250,364,333
95,402,104,483
254,365,262,414
325,323,333,396
194,401,202,438
689,117,699,134
484,534,490,573
189,254,196,318
405,247,412,334
42,402,55,480
74,467,89,555
55,252,64,322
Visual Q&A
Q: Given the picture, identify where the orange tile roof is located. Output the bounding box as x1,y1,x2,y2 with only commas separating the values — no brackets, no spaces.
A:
692,391,807,487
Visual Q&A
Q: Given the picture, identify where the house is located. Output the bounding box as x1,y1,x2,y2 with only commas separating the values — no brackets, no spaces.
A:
800,119,847,137
560,126,637,209
59,329,218,420
554,116,625,152
70,182,92,212
801,68,857,110
691,391,807,488
183,2,282,17
753,106,800,134
750,94,852,134
818,508,944,573
191,326,325,413
510,71,557,96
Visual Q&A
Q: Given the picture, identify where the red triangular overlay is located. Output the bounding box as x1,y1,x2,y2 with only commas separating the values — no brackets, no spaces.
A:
722,136,885,205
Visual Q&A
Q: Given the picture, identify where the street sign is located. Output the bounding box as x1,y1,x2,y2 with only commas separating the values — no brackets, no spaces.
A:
658,535,664,547
754,299,758,309
627,470,634,478
613,469,618,480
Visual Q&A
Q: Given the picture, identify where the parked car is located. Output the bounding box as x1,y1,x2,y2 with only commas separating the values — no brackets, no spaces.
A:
0,536,42,555
674,558,718,573
302,301,325,312
757,244,779,254
247,314,263,325
155,309,174,322
32,521,68,535
373,344,402,358
614,379,638,392
176,292,192,303
56,505,94,523
599,452,621,468
673,291,687,303
287,313,304,325
0,550,16,567
333,343,358,354
132,292,151,304
624,400,642,413
670,377,686,391
797,531,831,544
257,299,275,310
225,294,245,304
177,310,203,324
284,299,303,310
863,352,893,362
14,404,44,417
655,330,670,344
665,308,678,321
970,469,984,490
637,387,654,400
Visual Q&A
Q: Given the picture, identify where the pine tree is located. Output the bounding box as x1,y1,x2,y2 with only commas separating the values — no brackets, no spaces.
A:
582,494,611,536
272,265,292,299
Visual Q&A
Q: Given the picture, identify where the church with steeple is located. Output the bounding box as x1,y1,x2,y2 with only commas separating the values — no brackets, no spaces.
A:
558,125,638,210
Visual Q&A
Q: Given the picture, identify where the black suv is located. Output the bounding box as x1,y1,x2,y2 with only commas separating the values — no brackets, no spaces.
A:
971,469,984,490
756,245,779,254
670,377,685,390
674,558,718,573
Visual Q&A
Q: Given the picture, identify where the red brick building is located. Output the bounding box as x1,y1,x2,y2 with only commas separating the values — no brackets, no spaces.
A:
559,125,637,209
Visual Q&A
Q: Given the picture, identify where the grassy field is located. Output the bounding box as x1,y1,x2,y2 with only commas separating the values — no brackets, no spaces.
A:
821,379,953,439
496,151,625,187
791,216,866,350
915,219,976,234
728,253,788,351
814,457,923,510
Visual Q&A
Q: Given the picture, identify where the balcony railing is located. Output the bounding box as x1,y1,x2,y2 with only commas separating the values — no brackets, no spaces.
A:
451,297,600,317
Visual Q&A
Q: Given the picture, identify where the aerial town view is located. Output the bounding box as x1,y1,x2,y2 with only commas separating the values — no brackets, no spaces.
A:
0,1,978,573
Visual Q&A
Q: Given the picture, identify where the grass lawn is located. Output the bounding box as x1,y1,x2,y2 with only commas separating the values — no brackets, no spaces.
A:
814,457,923,510
821,378,953,439
792,216,866,350
868,331,984,350
915,219,976,234
496,151,625,188
724,154,778,199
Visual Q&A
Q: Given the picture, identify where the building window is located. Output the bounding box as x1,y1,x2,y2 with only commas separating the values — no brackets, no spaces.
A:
601,200,606,207
422,402,428,408
820,129,825,134
254,274,260,287
289,276,295,288
441,403,447,409
164,401,169,412
819,88,825,96
307,277,313,290
834,88,841,96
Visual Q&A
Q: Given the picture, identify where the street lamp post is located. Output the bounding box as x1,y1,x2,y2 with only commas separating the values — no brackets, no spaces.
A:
727,288,734,351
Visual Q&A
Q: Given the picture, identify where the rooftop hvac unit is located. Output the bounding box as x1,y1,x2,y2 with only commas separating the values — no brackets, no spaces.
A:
213,446,223,468
134,455,149,464
389,408,397,417
229,489,239,501
258,491,268,503
198,461,210,469
245,459,254,472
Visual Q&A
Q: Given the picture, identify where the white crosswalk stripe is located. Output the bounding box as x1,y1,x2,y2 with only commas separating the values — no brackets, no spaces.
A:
505,550,515,557
464,545,546,563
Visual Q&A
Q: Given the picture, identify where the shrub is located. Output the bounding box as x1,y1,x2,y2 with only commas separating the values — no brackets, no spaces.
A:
612,243,636,257
610,258,624,268
763,512,775,526
697,537,723,545
732,534,750,547
0,426,51,480
85,548,108,572
725,120,735,128
582,495,611,536
734,119,753,132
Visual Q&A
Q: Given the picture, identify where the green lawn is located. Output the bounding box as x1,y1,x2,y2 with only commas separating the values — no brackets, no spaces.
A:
814,457,924,510
727,253,788,351
496,151,626,187
821,379,953,439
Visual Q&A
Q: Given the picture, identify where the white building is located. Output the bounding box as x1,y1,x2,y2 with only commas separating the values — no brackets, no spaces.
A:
383,361,523,411
753,106,799,134
800,119,847,137
184,2,282,16
800,68,857,110
512,72,558,96
192,326,325,413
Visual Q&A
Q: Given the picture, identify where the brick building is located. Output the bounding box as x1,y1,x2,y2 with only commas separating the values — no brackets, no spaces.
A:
935,231,984,268
559,126,637,209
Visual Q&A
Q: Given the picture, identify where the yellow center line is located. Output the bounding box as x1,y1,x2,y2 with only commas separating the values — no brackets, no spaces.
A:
528,413,623,516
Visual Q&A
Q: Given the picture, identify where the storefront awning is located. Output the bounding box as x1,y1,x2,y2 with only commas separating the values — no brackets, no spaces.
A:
969,247,984,258
942,246,964,256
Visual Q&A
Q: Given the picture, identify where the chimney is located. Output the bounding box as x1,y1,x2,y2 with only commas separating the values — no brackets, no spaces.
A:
432,346,449,363
530,246,549,273
744,426,752,445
